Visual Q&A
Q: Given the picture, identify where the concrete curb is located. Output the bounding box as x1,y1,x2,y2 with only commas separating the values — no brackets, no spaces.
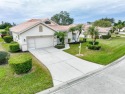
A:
36,55,125,94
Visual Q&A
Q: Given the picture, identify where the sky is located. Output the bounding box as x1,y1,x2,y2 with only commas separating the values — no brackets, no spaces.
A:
0,0,125,24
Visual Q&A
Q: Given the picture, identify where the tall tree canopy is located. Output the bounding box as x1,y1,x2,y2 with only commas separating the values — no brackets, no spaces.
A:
100,17,115,23
93,20,112,27
51,11,74,25
0,21,15,29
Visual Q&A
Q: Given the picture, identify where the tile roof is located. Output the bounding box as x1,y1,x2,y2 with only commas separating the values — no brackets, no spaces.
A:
48,25,75,32
10,18,74,33
10,19,41,33
83,24,111,33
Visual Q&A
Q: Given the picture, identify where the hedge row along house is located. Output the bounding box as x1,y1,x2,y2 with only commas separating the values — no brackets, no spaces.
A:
10,18,111,51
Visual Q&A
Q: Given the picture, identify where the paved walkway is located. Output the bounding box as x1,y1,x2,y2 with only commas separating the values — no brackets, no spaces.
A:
30,47,103,86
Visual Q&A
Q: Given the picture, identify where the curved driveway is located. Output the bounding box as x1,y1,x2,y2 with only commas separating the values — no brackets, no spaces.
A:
30,47,103,86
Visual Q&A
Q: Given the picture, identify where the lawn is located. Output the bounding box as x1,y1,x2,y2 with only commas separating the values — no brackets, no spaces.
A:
64,37,125,65
0,29,4,32
0,37,3,42
0,42,53,94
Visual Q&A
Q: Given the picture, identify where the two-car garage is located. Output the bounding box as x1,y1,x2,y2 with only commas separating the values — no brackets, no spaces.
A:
27,36,54,50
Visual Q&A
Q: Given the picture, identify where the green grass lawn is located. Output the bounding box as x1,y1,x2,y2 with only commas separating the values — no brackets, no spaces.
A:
0,37,3,42
64,37,125,65
0,29,4,32
0,42,53,94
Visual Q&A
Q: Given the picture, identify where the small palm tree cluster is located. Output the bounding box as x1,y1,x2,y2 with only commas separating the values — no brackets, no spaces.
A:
69,24,83,42
54,32,66,45
88,26,99,45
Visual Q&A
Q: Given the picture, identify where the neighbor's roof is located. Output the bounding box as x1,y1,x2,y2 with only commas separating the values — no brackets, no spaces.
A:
10,18,75,33
97,27,111,33
83,24,111,33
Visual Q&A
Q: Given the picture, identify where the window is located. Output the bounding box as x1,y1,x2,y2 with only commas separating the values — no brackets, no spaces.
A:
45,21,51,24
39,25,43,32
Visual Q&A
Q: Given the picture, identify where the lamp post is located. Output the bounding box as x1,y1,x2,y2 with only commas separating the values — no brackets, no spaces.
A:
76,43,83,56
79,43,81,55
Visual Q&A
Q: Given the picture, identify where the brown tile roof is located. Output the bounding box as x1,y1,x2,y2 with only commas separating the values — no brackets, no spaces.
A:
48,25,74,32
83,24,111,33
10,18,76,33
97,27,111,33
10,19,41,33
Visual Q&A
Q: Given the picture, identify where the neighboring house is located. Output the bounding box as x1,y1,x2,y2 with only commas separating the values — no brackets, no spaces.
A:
97,27,111,36
82,24,111,38
120,27,125,32
10,18,80,51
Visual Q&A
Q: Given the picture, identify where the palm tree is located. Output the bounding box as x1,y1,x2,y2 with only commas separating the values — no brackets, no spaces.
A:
88,26,99,45
69,26,76,42
54,31,66,45
75,24,83,41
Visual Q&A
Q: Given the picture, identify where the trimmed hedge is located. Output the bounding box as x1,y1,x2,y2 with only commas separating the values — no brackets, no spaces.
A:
3,36,13,43
68,38,71,43
0,51,9,64
69,42,84,44
9,42,20,52
9,54,32,74
55,44,65,49
101,35,111,39
88,41,99,45
87,44,101,50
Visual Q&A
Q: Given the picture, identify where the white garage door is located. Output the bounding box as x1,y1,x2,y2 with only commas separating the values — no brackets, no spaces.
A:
27,36,54,49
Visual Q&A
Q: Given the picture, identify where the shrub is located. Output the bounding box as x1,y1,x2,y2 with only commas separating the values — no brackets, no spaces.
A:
9,42,20,52
1,31,7,38
3,36,13,43
87,44,101,50
68,38,71,43
101,35,111,39
9,43,20,52
88,41,99,45
55,44,65,49
69,41,83,44
9,54,32,74
83,38,87,42
0,51,9,64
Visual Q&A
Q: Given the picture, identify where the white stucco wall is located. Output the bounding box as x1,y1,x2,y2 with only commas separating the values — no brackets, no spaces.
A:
13,24,57,51
67,31,81,42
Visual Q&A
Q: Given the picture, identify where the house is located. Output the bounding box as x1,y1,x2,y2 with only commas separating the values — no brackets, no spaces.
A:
10,18,80,51
82,24,111,38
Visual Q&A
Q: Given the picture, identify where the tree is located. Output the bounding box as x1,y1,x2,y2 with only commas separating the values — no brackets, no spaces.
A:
69,26,77,42
51,11,74,25
5,26,10,35
54,32,66,44
88,26,99,45
75,24,83,41
0,21,13,29
93,20,112,27
101,17,115,23
114,20,125,32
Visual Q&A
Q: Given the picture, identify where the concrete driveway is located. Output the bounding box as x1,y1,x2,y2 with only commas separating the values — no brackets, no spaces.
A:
30,47,103,86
